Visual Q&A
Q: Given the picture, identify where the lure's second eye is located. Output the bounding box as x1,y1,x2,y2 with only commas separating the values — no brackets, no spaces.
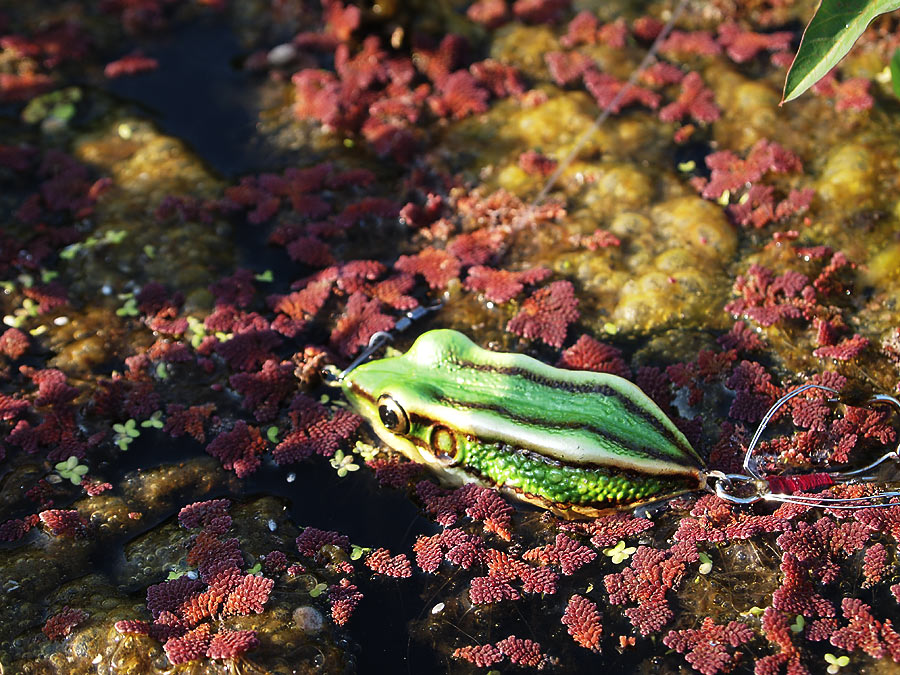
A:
377,395,410,435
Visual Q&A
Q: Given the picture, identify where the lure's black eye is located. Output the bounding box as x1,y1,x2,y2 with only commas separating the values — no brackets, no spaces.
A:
377,395,410,435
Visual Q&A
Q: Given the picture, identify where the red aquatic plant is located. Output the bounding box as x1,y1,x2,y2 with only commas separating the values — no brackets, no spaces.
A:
323,0,360,41
718,321,764,353
772,553,836,618
830,597,900,661
466,0,508,29
178,499,232,531
272,394,360,462
641,62,685,86
205,421,267,478
164,404,216,443
659,71,720,124
215,329,284,372
725,264,813,329
663,617,755,675
28,368,78,408
560,512,654,548
221,574,274,616
716,23,792,63
0,394,29,421
263,550,288,575
296,526,351,557
42,605,88,641
557,333,630,378
576,228,620,250
2,21,90,68
229,359,295,422
399,193,444,229
699,139,803,201
675,493,790,544
104,51,158,78
366,454,424,488
561,594,603,652
447,227,509,266
545,50,594,86
659,30,722,57
394,247,461,290
813,72,875,112
328,578,363,626
207,629,260,660
164,623,212,665
0,327,28,359
604,542,698,634
560,10,599,47
0,516,38,542
755,607,806,675
38,509,88,537
506,280,580,348
523,533,597,575
188,533,243,580
471,58,526,98
469,575,521,604
330,292,395,358
453,642,504,667
518,150,558,177
413,527,484,572
427,70,490,120
499,635,549,667
147,577,205,619
583,70,661,113
862,543,889,587
464,265,551,303
415,481,513,539
365,548,413,578
512,0,570,24
813,334,869,361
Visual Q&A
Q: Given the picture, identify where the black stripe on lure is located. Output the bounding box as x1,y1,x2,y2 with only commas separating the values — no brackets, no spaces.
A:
326,325,900,519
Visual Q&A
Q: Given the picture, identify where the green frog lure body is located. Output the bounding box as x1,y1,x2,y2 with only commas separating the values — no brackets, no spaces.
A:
330,327,900,519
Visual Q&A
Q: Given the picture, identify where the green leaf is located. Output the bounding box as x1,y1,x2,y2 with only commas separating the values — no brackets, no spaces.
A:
891,49,900,98
784,0,900,103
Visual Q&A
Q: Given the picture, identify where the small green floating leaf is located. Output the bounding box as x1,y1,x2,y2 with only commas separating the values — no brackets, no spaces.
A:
824,652,850,673
255,269,274,282
141,411,164,429
309,582,327,598
267,426,280,443
603,540,637,565
783,0,900,103
54,455,89,485
790,614,806,633
891,48,900,98
116,297,138,317
247,562,263,575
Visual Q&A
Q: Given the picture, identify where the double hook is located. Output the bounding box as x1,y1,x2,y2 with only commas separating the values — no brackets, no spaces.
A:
710,383,900,509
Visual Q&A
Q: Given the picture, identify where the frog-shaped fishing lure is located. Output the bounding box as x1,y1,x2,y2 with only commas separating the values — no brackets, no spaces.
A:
337,329,706,518
331,329,900,519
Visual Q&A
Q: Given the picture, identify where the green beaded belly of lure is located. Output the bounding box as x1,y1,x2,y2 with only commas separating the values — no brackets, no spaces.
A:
337,329,705,518
330,327,900,519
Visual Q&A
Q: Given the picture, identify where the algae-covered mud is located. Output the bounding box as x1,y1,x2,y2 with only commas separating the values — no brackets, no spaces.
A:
3,0,900,673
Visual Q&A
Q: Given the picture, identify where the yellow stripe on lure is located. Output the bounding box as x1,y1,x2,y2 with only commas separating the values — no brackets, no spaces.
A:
339,329,706,519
